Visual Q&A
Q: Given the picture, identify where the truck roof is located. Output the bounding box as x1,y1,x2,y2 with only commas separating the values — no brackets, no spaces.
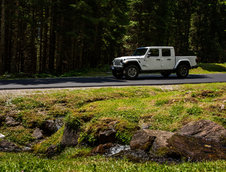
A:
138,46,174,49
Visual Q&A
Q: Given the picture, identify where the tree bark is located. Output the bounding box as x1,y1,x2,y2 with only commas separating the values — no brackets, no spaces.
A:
10,0,19,73
48,6,55,73
0,0,5,74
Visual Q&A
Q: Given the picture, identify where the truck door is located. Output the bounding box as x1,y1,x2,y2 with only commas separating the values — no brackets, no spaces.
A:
161,48,175,70
145,48,161,70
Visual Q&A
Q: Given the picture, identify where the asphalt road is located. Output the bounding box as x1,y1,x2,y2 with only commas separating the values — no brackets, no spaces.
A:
0,74,225,90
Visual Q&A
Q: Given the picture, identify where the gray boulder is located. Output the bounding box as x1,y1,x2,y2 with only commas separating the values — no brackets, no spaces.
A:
143,129,174,154
167,134,226,161
5,116,20,126
130,130,156,152
61,124,80,146
0,140,22,152
167,120,226,161
32,128,44,139
130,129,174,155
91,143,114,155
178,120,226,143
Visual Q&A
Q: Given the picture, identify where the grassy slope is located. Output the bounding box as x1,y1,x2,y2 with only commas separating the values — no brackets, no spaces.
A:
0,83,225,171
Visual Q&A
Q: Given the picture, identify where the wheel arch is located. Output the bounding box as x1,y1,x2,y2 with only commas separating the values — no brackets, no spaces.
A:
175,60,191,69
123,61,141,71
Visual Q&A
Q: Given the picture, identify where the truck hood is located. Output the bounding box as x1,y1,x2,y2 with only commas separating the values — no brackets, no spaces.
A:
114,56,144,61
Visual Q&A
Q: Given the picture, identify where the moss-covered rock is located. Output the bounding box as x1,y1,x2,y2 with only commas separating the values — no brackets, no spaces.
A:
0,126,34,146
34,126,64,154
79,117,139,146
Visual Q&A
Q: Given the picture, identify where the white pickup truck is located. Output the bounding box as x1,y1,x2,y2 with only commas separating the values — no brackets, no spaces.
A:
112,46,198,79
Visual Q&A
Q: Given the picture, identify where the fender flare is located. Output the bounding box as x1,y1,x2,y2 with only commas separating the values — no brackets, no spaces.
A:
123,60,142,70
174,60,191,69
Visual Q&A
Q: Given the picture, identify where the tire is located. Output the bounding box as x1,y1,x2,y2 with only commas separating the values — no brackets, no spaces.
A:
176,64,189,78
161,71,171,78
112,70,123,79
124,65,139,79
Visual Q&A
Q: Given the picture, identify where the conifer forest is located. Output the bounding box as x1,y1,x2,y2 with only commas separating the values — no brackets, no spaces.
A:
0,0,225,74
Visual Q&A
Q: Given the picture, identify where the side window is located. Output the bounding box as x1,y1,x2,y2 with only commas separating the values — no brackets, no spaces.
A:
149,49,159,57
162,49,171,56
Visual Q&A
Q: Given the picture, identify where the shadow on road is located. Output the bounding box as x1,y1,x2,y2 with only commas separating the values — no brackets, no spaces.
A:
0,74,208,85
134,74,208,80
0,74,224,90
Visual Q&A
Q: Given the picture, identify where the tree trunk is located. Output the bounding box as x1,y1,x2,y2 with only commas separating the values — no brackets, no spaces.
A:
10,0,19,73
0,0,5,74
48,2,56,73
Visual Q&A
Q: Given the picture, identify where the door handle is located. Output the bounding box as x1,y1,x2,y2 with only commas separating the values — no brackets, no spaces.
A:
167,59,171,61
156,59,161,61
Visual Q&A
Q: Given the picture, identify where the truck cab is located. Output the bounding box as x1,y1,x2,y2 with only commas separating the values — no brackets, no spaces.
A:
112,46,197,79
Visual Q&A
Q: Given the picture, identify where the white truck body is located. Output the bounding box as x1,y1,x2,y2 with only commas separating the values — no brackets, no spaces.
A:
112,46,197,79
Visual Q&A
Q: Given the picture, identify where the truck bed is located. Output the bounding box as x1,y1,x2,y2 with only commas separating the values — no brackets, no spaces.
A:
176,56,197,67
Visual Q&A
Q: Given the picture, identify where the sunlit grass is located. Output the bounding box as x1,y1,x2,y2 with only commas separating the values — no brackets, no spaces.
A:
0,152,225,172
190,63,226,74
0,83,225,171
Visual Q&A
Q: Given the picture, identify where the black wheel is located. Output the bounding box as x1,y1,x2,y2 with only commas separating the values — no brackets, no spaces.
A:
161,71,171,78
176,64,189,78
112,70,123,79
124,65,139,79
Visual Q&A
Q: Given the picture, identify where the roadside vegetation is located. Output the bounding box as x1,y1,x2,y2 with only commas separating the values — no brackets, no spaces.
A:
0,83,225,171
190,63,226,74
0,152,225,172
0,63,225,80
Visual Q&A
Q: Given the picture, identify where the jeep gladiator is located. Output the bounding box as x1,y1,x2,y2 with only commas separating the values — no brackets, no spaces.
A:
112,46,198,79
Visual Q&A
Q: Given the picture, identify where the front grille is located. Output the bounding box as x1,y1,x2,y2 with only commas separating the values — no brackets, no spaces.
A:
114,59,121,65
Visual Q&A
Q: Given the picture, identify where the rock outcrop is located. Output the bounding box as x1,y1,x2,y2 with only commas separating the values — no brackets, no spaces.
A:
5,116,20,126
41,119,63,136
61,124,80,146
0,140,22,152
130,129,174,154
130,130,156,152
32,128,44,140
144,130,174,154
91,143,114,155
167,120,226,161
167,134,226,161
177,120,226,144
97,120,118,144
98,128,117,144
128,120,226,162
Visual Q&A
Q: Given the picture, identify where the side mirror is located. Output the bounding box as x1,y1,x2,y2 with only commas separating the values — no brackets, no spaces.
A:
147,52,151,57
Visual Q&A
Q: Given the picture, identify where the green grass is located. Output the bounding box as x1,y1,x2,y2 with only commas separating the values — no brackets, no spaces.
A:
190,63,226,74
0,83,225,171
0,152,225,172
1,83,225,147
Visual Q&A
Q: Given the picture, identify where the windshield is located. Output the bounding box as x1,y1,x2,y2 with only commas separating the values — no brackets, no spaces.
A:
132,48,148,56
